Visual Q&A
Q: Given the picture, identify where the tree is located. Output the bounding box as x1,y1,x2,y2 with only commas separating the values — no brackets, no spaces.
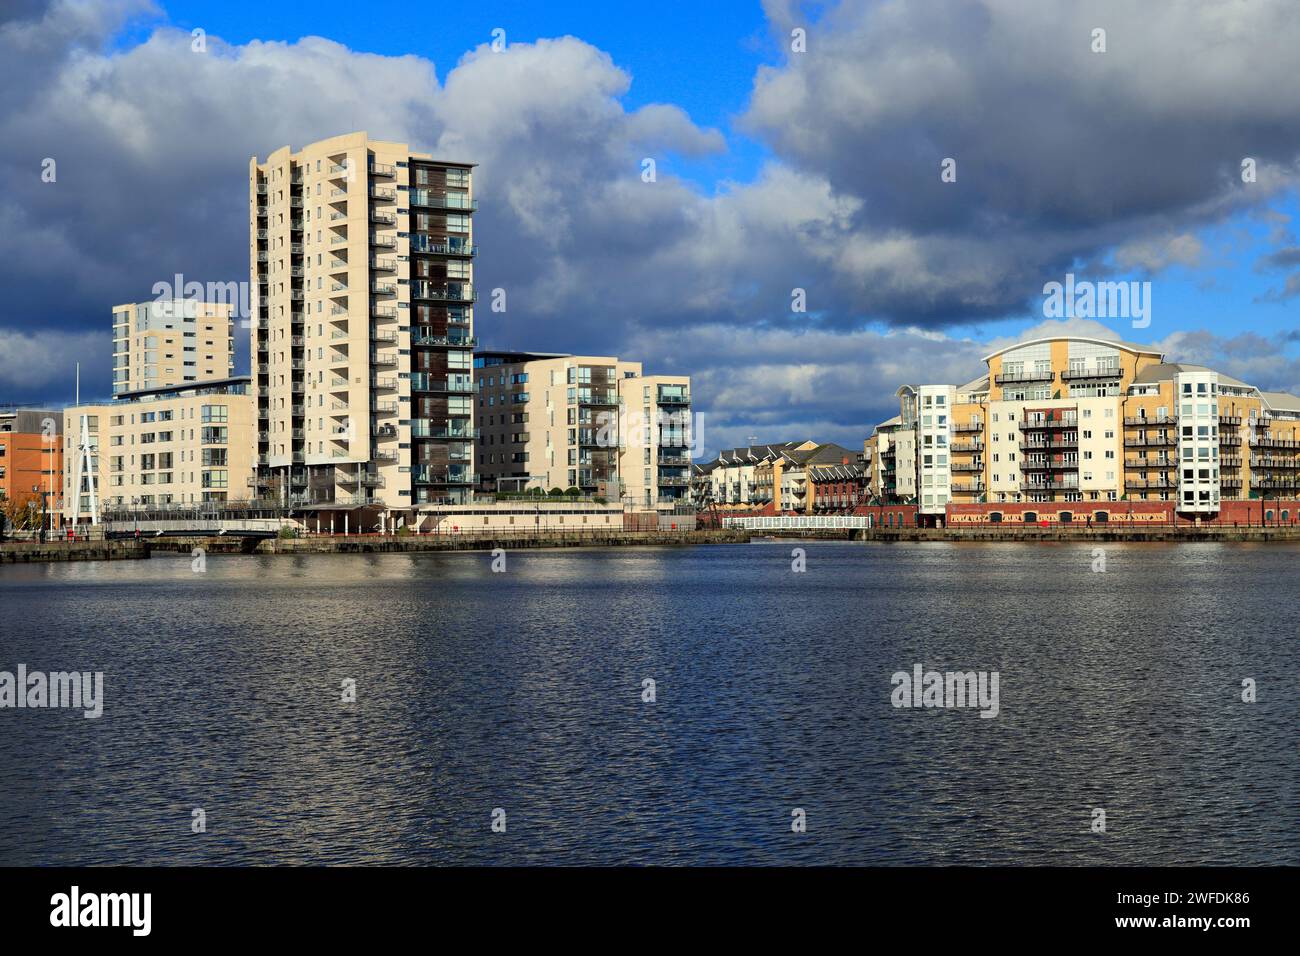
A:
1,491,41,533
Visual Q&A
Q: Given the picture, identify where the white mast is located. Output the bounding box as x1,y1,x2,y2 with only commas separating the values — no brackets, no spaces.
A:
74,363,99,525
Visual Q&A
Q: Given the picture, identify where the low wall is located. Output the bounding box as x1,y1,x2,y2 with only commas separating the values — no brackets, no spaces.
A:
946,499,1300,527
0,539,149,563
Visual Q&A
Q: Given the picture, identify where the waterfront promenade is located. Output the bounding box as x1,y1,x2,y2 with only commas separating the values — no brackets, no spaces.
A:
6,523,1300,562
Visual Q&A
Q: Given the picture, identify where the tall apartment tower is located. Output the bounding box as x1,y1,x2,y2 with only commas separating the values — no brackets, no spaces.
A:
249,132,476,510
113,300,234,395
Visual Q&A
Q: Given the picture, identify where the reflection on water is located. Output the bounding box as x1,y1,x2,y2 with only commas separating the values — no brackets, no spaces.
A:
0,542,1295,865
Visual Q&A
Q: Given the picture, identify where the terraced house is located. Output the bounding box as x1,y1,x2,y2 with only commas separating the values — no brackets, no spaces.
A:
866,335,1300,522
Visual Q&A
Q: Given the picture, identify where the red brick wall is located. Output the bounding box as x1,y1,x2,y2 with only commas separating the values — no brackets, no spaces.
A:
852,503,919,526
945,499,1300,526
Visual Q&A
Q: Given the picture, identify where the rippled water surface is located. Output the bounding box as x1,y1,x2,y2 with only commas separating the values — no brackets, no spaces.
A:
0,541,1295,865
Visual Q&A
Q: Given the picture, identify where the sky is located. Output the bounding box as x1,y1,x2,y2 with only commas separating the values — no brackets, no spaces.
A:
2,0,1299,458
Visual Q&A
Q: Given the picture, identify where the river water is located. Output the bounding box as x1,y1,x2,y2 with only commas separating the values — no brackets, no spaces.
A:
0,541,1295,864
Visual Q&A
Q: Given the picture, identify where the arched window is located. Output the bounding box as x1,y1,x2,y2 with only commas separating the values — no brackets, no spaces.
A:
1093,512,1109,523
1059,511,1073,524
1023,511,1038,523
989,512,1003,523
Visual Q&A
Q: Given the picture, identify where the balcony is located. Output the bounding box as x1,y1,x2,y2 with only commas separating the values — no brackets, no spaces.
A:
659,476,691,487
372,377,398,390
1124,415,1177,426
1022,415,1077,429
412,469,478,485
409,375,475,394
410,238,477,257
370,352,397,367
407,191,477,211
1219,415,1243,427
995,371,1054,385
370,258,396,272
951,481,985,493
370,210,396,226
370,281,397,296
656,394,691,405
412,334,477,348
1125,456,1173,469
1249,436,1300,450
410,424,476,440
1021,458,1079,472
369,162,396,178
372,305,397,320
372,330,398,344
953,421,983,433
951,461,984,472
1023,479,1079,491
410,281,475,302
951,439,983,452
1124,435,1177,447
1061,366,1122,381
1250,457,1300,469
369,234,397,248
370,185,396,201
1020,438,1078,451
1251,478,1300,490
1125,478,1175,489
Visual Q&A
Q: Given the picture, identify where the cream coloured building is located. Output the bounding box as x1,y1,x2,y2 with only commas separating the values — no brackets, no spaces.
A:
112,300,234,396
250,132,476,511
63,376,256,522
867,334,1300,519
473,352,693,505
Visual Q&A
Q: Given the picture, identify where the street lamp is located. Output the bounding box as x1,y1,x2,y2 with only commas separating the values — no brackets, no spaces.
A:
31,483,47,543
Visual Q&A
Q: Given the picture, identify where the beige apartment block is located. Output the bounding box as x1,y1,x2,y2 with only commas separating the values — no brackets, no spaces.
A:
250,132,476,512
474,352,693,505
866,333,1300,517
112,300,234,396
62,377,256,522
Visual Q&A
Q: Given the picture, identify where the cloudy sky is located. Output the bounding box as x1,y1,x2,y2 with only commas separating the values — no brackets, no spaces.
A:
2,0,1300,456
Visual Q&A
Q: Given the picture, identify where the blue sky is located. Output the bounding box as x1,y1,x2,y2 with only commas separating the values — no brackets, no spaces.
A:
3,0,1300,454
131,0,778,189
93,0,1300,349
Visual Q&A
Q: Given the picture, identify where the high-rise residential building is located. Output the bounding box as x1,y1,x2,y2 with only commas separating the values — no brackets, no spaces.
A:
867,334,1300,520
113,300,234,396
62,376,256,521
0,410,63,526
250,132,477,512
473,351,693,505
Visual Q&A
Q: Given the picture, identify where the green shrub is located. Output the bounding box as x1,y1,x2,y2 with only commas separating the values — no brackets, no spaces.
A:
549,487,564,497
565,486,581,497
277,525,298,539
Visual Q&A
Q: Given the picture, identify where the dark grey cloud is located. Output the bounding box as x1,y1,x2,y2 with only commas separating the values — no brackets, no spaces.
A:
1,0,1299,453
744,0,1300,321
